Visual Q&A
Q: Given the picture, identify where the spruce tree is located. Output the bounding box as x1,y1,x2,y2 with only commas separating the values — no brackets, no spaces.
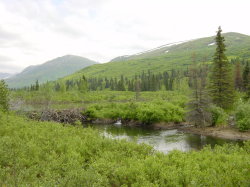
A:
242,61,250,91
234,61,243,91
246,73,250,100
35,80,39,91
209,26,235,109
135,80,141,101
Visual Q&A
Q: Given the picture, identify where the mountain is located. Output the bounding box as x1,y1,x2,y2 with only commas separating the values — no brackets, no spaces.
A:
6,55,98,88
0,72,13,79
110,55,131,62
65,32,250,80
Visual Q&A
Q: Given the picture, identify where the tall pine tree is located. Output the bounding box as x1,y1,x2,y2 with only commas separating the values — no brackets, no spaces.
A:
242,61,250,91
209,26,235,109
234,61,243,91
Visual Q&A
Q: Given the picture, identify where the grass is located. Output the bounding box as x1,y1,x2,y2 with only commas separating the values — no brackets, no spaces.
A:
11,90,188,110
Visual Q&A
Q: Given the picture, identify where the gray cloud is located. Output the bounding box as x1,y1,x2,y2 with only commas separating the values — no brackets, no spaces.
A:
0,26,20,40
0,0,249,73
0,55,13,62
0,26,22,48
0,61,22,73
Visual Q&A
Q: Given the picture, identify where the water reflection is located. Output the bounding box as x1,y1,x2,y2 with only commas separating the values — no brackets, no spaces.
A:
85,124,242,154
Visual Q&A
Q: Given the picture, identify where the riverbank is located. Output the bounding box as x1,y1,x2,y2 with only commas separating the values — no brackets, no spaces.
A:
140,121,250,141
147,121,250,140
24,109,250,141
179,126,250,141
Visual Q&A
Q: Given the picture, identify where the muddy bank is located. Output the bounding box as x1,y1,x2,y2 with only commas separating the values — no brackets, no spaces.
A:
178,126,250,141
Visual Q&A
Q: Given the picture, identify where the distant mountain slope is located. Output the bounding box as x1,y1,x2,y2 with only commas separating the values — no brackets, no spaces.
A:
6,55,98,88
65,32,250,80
110,32,250,62
0,72,13,79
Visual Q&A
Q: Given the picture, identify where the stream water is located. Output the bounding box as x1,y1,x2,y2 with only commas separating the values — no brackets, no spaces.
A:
86,124,242,154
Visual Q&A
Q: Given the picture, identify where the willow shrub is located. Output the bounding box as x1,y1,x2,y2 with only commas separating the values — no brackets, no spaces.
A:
235,102,250,131
210,105,229,126
0,113,250,186
83,101,185,124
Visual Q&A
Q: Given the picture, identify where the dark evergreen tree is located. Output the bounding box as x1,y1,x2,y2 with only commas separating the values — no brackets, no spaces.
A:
78,75,88,93
35,80,39,91
163,71,169,90
246,73,250,100
135,80,141,100
209,26,235,109
110,78,114,90
243,61,250,91
234,61,243,91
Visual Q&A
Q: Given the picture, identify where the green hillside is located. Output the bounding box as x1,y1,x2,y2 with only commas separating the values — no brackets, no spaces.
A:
65,32,250,80
6,55,98,88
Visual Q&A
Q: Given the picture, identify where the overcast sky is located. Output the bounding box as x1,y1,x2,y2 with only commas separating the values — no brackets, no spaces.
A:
0,0,250,73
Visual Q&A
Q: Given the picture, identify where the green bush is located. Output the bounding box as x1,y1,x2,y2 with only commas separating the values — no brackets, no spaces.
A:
235,103,250,131
136,104,165,124
210,105,228,126
82,102,185,124
83,107,98,119
0,80,9,112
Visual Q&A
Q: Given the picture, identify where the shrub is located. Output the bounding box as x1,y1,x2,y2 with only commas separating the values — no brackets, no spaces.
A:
0,113,250,186
136,104,165,124
83,107,98,119
0,80,9,112
210,105,228,126
235,103,250,131
82,102,185,125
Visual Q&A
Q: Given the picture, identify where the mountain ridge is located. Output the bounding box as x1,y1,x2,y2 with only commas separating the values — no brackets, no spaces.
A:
110,32,249,62
64,32,250,81
6,55,98,88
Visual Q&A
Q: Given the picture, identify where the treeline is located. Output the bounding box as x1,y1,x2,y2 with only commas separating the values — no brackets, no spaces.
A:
20,75,88,93
88,69,186,92
21,58,250,95
21,69,187,92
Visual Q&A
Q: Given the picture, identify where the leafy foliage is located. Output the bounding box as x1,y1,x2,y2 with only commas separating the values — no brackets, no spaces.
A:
210,105,229,126
0,80,9,112
235,102,250,131
83,101,185,124
0,113,250,186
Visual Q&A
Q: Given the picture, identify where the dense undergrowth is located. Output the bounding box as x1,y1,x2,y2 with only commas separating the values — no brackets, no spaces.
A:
235,101,250,131
0,113,250,186
11,90,187,124
10,90,250,130
83,101,185,124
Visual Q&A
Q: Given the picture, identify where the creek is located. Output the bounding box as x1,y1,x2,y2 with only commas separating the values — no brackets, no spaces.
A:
86,124,242,153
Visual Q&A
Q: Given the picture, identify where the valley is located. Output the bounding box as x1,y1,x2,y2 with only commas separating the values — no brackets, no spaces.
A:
1,29,250,186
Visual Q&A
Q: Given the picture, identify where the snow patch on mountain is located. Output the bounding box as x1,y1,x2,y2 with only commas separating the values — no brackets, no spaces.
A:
208,42,215,46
